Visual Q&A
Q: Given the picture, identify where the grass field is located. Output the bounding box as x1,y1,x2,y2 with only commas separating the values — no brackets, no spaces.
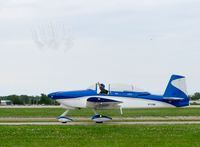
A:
1,107,200,118
0,124,200,146
1,108,200,147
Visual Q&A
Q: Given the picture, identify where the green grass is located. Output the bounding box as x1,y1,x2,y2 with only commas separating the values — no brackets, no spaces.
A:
1,107,200,118
0,125,200,147
0,108,63,118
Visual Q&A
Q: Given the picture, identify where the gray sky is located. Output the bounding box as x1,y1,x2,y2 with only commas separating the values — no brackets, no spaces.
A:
0,0,199,96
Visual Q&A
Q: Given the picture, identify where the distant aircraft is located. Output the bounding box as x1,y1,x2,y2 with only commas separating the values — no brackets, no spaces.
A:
48,75,189,123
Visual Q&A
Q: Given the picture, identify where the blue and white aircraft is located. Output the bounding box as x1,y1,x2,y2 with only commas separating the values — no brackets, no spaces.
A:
48,75,189,123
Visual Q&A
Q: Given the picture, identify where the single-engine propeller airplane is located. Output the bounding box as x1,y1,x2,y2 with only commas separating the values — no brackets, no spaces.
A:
48,75,189,123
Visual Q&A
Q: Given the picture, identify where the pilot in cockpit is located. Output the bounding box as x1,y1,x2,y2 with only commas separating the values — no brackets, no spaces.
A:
97,82,108,94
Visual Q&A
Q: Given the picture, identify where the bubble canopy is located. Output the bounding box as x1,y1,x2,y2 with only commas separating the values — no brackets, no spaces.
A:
87,84,97,91
87,83,148,93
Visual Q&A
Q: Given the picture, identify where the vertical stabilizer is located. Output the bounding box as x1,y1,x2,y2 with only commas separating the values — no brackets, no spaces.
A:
163,75,189,106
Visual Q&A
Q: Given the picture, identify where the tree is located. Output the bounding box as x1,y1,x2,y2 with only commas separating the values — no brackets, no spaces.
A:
190,92,200,100
38,93,52,105
7,95,23,105
0,94,56,105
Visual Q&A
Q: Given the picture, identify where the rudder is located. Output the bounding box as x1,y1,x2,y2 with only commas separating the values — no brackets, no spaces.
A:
163,74,189,106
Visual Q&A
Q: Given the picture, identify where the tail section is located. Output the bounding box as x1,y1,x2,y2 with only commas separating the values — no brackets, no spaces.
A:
163,75,189,107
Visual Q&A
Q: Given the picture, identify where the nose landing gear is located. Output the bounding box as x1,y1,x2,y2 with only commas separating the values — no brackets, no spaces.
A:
57,110,73,123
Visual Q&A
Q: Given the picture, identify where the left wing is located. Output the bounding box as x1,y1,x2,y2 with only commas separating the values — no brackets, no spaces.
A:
86,97,122,109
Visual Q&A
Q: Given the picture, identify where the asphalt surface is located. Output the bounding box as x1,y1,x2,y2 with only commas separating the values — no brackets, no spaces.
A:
1,116,200,125
1,121,200,125
1,116,200,121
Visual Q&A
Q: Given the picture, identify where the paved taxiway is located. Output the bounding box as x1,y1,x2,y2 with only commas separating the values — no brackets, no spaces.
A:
1,121,200,125
1,116,200,121
2,116,200,125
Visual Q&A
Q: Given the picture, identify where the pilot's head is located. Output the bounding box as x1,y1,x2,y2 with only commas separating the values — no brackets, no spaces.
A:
99,84,105,90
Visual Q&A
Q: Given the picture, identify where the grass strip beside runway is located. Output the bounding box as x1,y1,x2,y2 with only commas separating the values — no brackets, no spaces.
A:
0,125,200,146
1,107,200,118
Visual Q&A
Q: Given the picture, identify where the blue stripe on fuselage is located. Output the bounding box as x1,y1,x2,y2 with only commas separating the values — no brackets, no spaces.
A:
48,89,164,102
48,89,97,99
48,89,188,107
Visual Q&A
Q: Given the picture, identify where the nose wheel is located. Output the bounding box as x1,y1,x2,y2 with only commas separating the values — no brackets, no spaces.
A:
57,110,73,123
91,109,112,123
91,114,112,123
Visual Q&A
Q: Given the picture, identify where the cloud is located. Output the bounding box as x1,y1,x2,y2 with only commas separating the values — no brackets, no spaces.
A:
0,0,200,95
31,22,73,51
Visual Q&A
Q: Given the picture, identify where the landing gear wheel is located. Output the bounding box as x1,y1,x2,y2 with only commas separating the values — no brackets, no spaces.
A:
57,110,73,123
95,121,103,124
91,115,112,123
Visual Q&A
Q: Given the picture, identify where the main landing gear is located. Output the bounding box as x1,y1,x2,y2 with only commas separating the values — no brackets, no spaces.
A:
91,109,112,123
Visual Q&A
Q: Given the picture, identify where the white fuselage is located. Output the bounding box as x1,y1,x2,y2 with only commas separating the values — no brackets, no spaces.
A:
57,95,175,109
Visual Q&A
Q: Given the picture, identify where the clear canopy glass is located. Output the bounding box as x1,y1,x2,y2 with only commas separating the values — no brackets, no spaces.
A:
87,84,97,90
87,83,147,93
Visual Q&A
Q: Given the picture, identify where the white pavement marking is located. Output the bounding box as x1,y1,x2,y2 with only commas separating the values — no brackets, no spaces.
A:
0,105,200,108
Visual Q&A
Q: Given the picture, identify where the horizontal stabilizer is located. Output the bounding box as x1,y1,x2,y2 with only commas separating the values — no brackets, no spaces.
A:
163,97,184,101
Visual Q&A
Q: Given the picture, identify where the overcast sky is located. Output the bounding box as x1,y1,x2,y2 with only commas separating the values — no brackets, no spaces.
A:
0,0,199,96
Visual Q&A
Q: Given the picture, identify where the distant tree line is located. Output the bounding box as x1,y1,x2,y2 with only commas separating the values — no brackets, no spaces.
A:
189,92,200,100
0,93,58,105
